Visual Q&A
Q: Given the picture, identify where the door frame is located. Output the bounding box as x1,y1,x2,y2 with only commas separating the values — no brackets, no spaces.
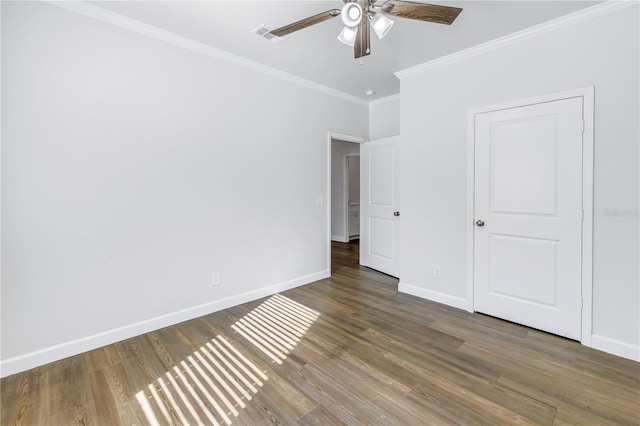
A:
344,153,360,241
327,132,367,274
465,87,595,345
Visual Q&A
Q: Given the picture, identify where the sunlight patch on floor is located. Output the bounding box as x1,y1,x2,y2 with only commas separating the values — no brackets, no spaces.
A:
231,294,320,364
135,294,318,425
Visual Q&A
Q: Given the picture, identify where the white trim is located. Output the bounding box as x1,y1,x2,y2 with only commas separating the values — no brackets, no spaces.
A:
465,108,476,313
331,235,349,243
0,1,3,369
398,282,468,311
0,270,328,378
466,86,595,346
369,94,400,108
327,133,367,275
580,86,595,346
591,335,640,362
395,1,638,79
46,1,368,107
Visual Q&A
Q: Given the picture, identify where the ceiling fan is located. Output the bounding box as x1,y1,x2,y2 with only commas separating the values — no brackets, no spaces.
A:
270,0,463,59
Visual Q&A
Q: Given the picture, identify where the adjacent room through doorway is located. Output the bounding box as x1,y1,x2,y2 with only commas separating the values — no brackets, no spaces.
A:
331,138,361,265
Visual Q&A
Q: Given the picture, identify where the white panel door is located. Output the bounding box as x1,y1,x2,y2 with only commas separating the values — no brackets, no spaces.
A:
474,97,584,340
360,136,399,277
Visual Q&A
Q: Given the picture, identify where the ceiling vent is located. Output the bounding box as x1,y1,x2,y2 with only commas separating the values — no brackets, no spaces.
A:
251,25,282,43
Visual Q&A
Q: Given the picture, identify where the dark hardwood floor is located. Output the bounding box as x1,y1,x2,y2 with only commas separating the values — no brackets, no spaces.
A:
2,240,639,425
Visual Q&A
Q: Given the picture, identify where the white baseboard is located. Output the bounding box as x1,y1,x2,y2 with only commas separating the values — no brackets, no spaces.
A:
331,235,349,243
0,270,329,378
398,282,469,311
591,334,640,362
398,283,640,363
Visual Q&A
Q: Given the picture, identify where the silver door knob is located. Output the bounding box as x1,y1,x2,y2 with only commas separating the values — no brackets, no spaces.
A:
475,219,485,227
394,211,400,217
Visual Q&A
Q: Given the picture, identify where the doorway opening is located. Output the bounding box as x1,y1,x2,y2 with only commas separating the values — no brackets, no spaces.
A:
328,134,365,274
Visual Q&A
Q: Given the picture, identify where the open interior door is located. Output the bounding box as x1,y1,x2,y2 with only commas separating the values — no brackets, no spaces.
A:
360,136,400,277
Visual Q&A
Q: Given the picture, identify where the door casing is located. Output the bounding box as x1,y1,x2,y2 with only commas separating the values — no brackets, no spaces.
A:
465,87,595,346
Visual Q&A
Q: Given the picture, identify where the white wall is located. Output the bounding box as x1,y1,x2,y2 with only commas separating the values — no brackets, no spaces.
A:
398,5,639,360
369,95,400,140
1,1,367,375
331,139,360,242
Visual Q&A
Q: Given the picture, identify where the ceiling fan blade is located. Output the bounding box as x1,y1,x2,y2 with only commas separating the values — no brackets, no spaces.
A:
271,9,341,37
380,0,462,25
354,17,371,59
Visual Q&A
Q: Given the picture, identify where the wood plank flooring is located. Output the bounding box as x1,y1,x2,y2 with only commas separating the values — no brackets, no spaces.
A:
2,240,639,425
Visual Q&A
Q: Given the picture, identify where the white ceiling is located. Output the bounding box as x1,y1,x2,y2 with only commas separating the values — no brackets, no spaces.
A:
90,1,601,101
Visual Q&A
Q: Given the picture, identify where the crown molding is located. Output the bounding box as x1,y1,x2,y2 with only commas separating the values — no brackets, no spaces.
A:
369,93,400,107
396,1,639,79
46,1,369,107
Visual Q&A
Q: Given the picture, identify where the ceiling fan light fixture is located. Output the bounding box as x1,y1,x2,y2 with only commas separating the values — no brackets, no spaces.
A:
338,26,358,46
341,2,363,27
372,13,394,39
269,1,463,59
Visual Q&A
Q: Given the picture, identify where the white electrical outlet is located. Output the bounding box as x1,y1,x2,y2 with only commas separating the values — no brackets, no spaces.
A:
433,266,442,279
212,272,220,286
